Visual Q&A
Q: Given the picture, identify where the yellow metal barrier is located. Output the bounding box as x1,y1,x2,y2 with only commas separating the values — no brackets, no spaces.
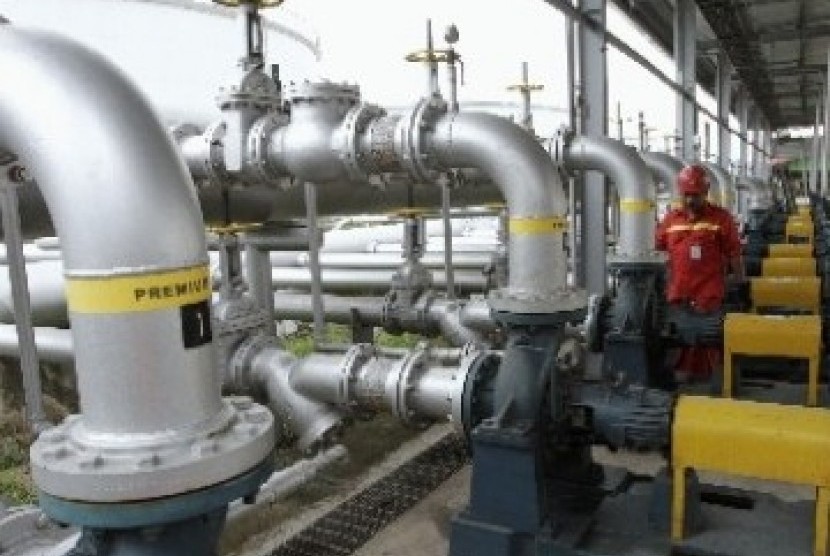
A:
750,276,821,315
672,396,830,556
722,313,822,406
762,257,817,277
768,243,814,258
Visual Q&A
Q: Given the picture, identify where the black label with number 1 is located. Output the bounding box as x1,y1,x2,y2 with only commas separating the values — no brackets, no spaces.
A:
180,300,212,349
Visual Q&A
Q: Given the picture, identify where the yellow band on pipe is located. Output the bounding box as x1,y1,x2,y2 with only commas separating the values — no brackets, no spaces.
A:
619,198,655,213
509,217,567,235
66,265,211,314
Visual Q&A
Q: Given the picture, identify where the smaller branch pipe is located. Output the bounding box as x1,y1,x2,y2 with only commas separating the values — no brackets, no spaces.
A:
270,267,488,294
247,346,344,452
562,135,657,258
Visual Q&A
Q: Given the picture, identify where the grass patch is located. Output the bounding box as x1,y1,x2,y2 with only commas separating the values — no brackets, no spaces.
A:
0,467,36,505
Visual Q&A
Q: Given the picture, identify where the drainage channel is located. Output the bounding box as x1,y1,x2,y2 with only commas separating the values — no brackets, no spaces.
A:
268,432,469,556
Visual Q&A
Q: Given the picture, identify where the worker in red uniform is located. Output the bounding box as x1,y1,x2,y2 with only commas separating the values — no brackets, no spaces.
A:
655,164,743,381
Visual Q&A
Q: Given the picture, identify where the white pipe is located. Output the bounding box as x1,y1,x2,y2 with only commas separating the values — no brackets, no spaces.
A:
0,27,271,502
702,162,736,213
640,151,684,198
563,135,657,258
428,112,575,303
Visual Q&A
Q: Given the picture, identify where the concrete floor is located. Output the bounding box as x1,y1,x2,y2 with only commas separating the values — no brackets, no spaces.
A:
236,379,825,556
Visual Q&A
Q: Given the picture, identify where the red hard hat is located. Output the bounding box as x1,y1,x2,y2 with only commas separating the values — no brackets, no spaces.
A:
677,164,710,196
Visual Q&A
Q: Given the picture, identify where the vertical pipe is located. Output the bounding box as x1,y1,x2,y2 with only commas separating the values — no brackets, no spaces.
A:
675,0,697,162
304,182,325,344
704,120,711,161
447,50,459,113
0,168,46,431
617,101,623,141
441,181,456,300
245,242,276,336
567,0,579,284
427,19,440,97
577,0,608,296
521,62,533,131
638,111,646,151
567,10,577,133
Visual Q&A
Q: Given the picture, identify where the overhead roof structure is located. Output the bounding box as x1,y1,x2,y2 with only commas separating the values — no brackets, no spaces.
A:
613,0,830,130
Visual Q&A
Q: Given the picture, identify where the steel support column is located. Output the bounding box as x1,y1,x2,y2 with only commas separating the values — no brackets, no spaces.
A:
814,96,821,194
716,52,732,170
577,0,608,296
825,51,830,196
675,0,697,162
738,88,749,178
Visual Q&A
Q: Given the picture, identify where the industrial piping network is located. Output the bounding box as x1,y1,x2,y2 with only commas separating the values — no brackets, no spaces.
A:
0,4,822,556
0,11,677,556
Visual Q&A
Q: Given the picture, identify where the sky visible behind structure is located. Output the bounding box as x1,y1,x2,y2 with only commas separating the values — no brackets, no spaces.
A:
279,0,748,166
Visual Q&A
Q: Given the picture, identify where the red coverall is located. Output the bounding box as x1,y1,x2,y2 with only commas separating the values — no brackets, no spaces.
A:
655,202,742,378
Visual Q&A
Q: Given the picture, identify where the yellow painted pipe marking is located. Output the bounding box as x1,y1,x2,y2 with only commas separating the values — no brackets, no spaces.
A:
619,198,655,213
66,265,211,314
510,217,567,235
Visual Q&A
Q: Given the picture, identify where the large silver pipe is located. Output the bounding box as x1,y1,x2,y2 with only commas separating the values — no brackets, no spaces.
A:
2,179,503,241
562,135,657,258
271,267,488,293
268,251,493,269
427,112,573,301
0,28,271,502
0,324,74,365
273,292,386,326
640,151,684,198
272,292,491,347
0,28,214,431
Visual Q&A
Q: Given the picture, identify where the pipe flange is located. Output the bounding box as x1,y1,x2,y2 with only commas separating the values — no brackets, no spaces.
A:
229,332,279,390
246,112,288,186
387,344,431,428
30,397,274,503
488,286,588,315
336,103,387,183
395,97,447,183
450,347,483,433
199,120,230,185
336,343,376,408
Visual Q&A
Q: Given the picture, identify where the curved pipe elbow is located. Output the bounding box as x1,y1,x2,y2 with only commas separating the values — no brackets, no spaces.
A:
0,29,207,271
426,112,572,299
641,151,684,200
702,162,735,212
563,135,657,258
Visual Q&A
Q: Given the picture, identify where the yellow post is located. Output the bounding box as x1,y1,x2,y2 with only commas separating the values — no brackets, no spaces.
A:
671,466,687,542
